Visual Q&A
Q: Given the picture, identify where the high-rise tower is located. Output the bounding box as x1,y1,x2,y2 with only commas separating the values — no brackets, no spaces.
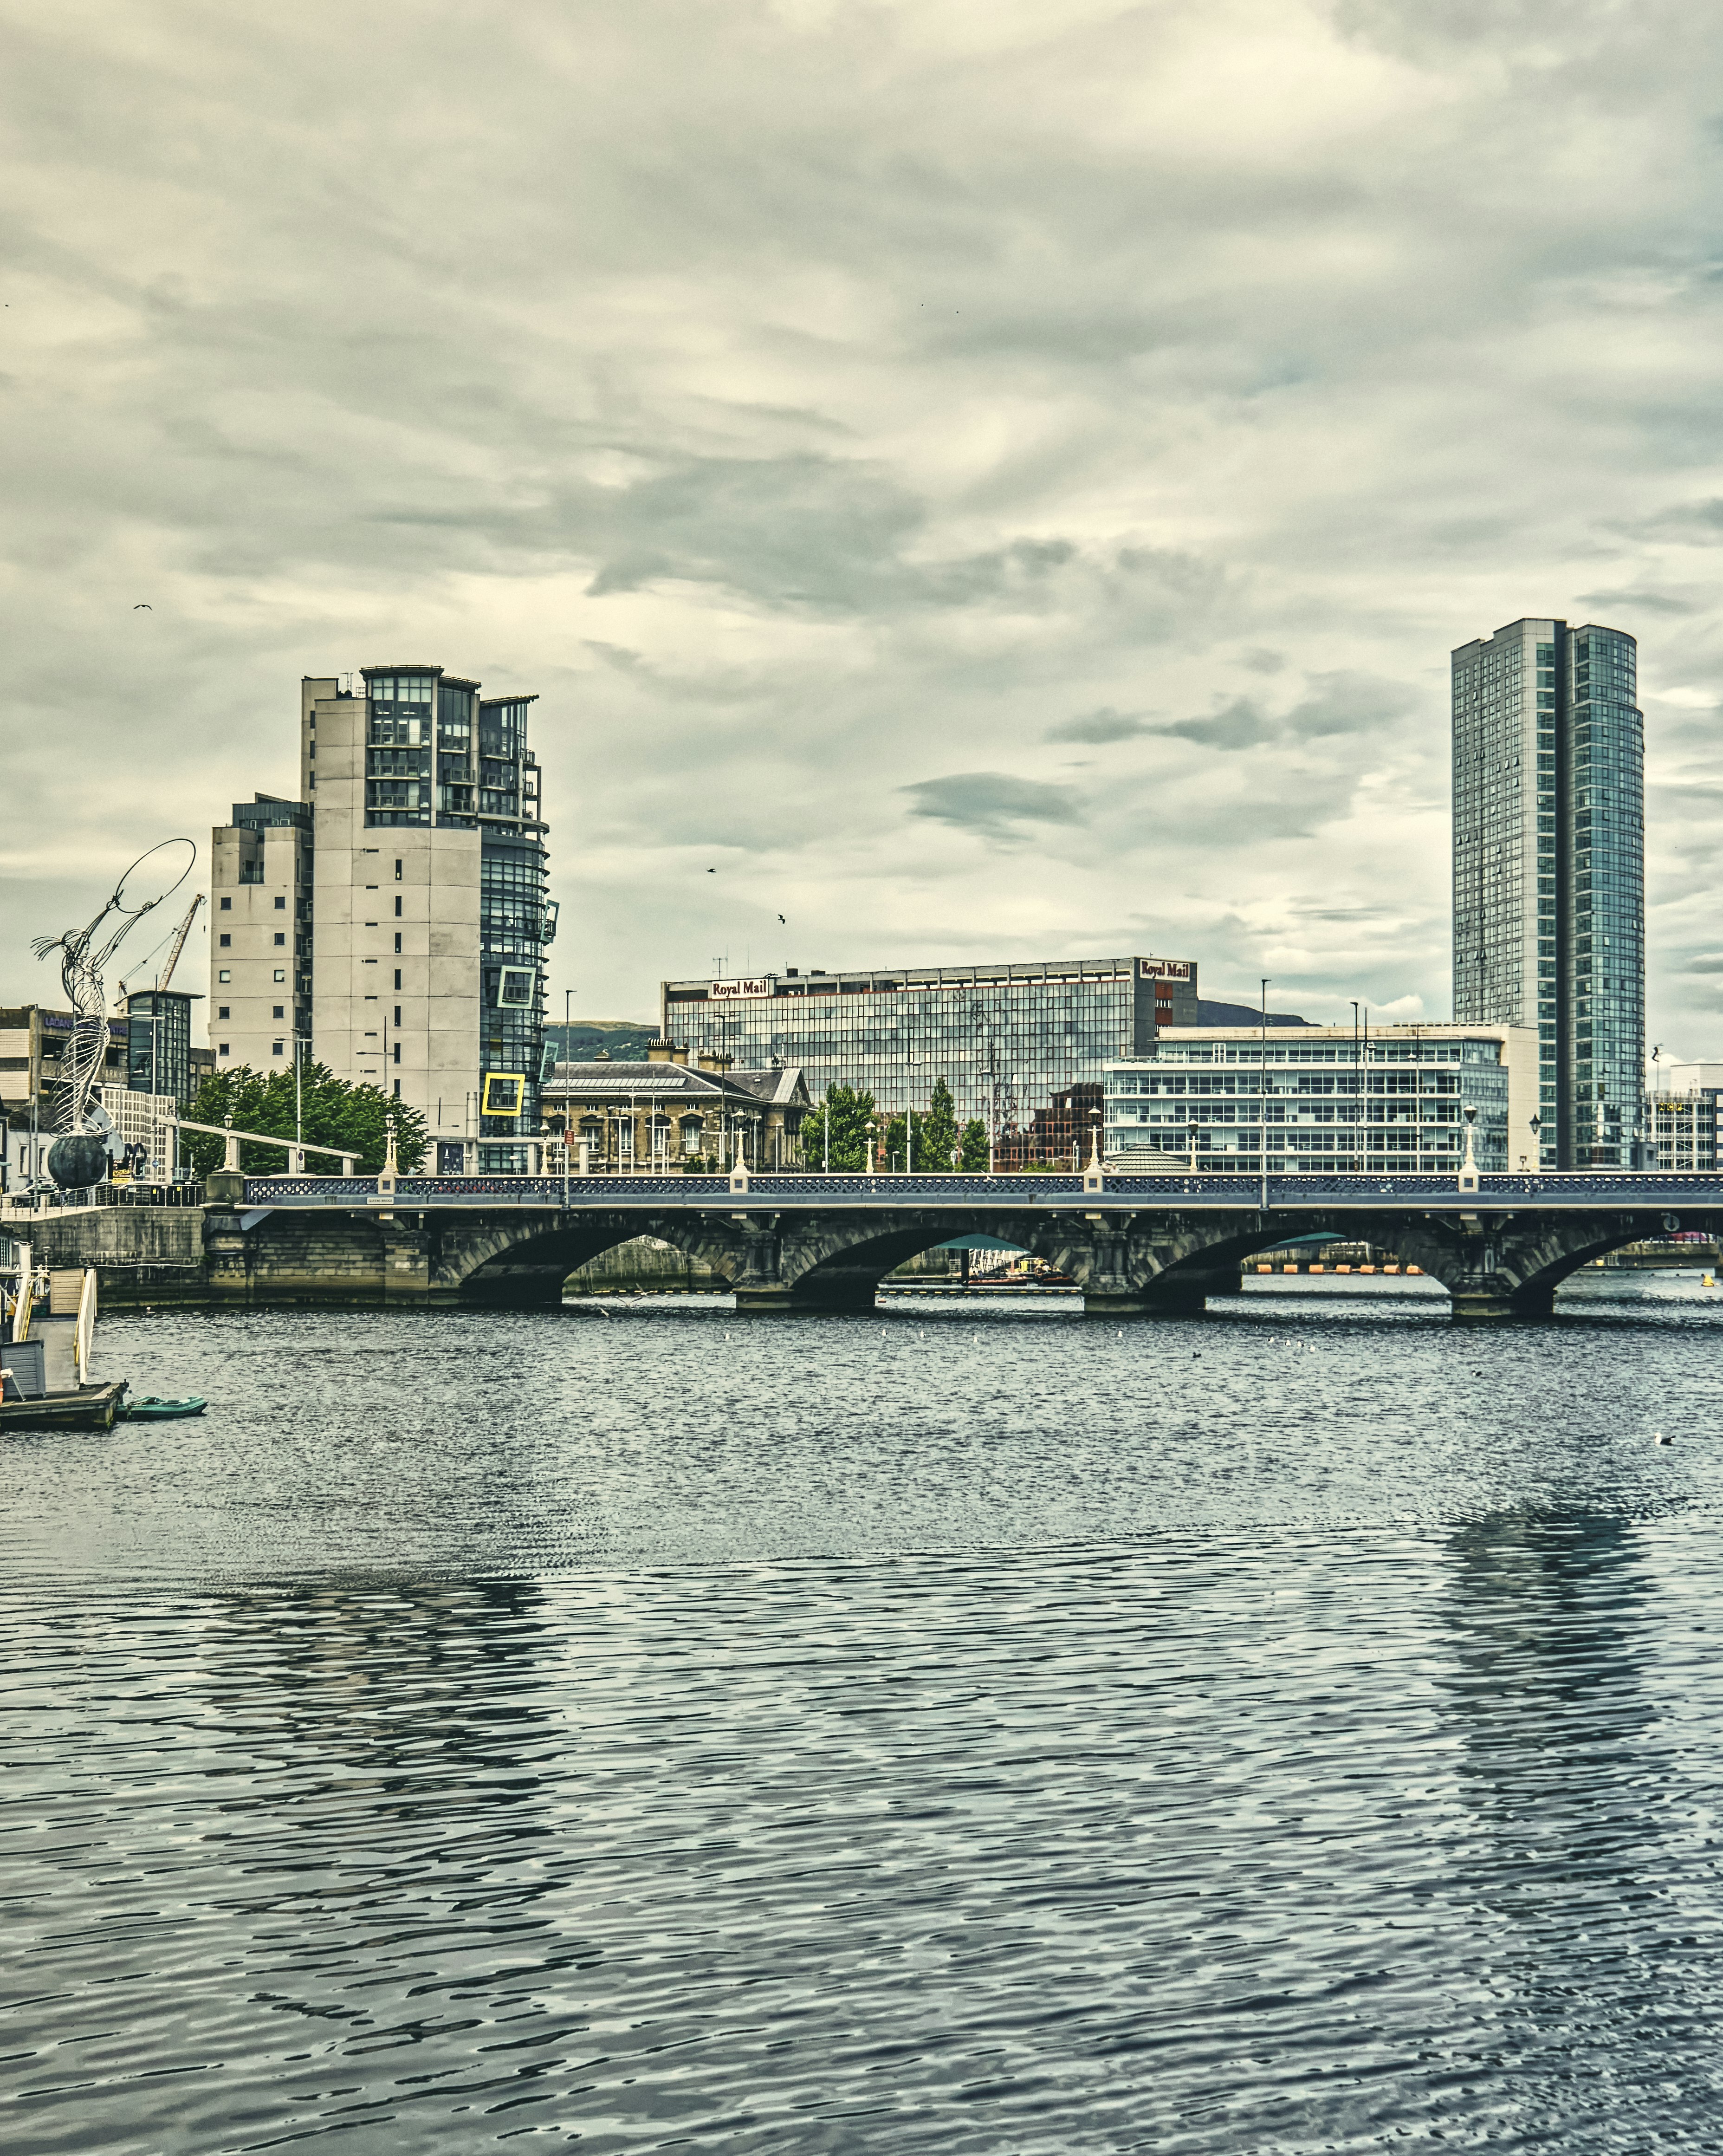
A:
210,666,554,1170
1451,617,1644,1167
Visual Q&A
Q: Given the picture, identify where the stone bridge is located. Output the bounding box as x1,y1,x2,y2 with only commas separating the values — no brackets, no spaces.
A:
18,1167,1723,1323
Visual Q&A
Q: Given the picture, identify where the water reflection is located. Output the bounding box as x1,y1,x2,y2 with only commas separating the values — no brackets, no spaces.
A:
1437,1507,1716,2138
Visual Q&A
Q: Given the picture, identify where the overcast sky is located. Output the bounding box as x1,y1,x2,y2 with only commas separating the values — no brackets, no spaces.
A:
5,0,1723,1046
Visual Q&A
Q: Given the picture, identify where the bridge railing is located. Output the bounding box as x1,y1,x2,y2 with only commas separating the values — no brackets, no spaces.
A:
233,1169,1723,1211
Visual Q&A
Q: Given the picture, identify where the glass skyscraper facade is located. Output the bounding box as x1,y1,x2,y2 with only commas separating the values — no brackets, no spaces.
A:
661,957,1198,1163
1452,617,1644,1167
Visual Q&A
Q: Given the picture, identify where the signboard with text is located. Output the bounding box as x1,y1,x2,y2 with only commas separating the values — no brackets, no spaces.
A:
709,977,775,1000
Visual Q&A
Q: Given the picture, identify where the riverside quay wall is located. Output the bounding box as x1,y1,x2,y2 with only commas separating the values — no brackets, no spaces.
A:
13,1168,1723,1321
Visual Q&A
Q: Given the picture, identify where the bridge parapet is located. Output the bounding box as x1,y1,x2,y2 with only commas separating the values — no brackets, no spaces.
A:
240,1169,1723,1212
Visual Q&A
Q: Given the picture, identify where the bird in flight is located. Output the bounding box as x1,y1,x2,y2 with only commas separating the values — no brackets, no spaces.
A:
134,603,152,610
778,914,786,924
707,867,716,873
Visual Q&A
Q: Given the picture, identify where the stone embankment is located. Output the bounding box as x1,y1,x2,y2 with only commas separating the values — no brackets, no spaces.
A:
4,1205,209,1305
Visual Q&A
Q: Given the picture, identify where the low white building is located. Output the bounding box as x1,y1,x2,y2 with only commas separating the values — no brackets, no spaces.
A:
1647,1060,1723,1172
1106,1023,1542,1175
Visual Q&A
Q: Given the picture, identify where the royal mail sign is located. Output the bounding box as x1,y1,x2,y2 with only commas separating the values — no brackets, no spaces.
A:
1140,959,1192,982
709,976,775,1000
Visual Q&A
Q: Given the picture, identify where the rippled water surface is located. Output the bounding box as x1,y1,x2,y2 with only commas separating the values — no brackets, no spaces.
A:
6,1282,1723,2153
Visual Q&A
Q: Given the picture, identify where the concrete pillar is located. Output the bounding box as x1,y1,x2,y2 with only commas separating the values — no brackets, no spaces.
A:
731,1215,790,1313
381,1217,432,1302
202,1208,253,1301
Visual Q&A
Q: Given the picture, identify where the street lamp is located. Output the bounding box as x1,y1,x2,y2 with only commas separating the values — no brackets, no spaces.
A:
1529,1110,1542,1177
1187,1117,1199,1171
866,1118,878,1175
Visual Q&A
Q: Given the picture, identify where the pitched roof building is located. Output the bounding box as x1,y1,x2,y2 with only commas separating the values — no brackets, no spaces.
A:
542,1042,810,1171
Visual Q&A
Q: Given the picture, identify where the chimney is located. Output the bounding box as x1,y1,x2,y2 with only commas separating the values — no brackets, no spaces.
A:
696,1050,732,1074
646,1039,677,1063
671,1043,688,1066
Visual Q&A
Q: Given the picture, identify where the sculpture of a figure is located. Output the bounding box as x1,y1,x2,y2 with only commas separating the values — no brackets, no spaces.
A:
32,840,196,1167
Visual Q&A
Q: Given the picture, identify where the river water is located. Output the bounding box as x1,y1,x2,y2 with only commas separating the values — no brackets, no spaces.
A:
6,1278,1723,2153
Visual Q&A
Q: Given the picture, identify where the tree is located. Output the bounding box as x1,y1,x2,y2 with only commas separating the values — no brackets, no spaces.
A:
959,1117,990,1171
920,1077,959,1171
799,1084,877,1171
181,1063,428,1176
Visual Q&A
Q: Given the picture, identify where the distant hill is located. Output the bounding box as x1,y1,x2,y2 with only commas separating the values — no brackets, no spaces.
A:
1195,1000,1311,1029
546,1019,658,1063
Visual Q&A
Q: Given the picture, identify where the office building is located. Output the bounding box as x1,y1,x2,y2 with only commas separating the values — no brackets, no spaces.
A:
1452,617,1645,1166
1105,1023,1540,1174
1648,1060,1723,1172
0,1007,126,1118
124,990,194,1106
660,956,1199,1166
210,666,554,1171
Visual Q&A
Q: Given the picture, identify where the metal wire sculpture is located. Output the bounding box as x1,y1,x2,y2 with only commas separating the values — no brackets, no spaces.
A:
32,839,196,1133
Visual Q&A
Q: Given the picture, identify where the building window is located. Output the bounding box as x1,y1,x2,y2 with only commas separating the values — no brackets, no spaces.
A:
392,1042,401,1063
394,1006,402,1026
218,969,231,983
393,1079,401,1098
274,968,285,982
274,896,286,910
394,933,402,953
394,969,402,990
219,896,231,910
395,858,403,879
219,1043,230,1057
272,1005,285,1019
273,932,285,946
272,1041,284,1057
219,934,231,948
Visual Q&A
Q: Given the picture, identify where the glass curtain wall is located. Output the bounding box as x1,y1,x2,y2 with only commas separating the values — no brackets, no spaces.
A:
665,962,1170,1163
364,673,434,826
1566,627,1644,1165
479,832,549,1157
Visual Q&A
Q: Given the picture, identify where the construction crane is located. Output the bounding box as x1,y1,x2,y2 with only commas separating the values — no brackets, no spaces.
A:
156,891,204,990
117,890,205,1004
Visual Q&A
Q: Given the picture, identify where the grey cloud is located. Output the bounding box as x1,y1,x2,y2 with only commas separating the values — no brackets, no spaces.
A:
1163,698,1280,750
1282,671,1421,738
1578,589,1700,616
1047,707,1152,744
902,773,1085,840
1682,955,1723,973
1240,649,1286,675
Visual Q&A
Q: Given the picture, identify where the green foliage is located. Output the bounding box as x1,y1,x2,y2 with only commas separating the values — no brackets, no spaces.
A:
959,1118,990,1171
799,1083,878,1171
181,1063,428,1177
919,1077,959,1170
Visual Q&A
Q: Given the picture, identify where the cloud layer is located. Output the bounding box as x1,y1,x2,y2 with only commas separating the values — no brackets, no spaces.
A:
4,0,1723,1044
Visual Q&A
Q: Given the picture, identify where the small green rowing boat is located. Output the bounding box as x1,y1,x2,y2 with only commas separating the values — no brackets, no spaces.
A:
121,1396,207,1420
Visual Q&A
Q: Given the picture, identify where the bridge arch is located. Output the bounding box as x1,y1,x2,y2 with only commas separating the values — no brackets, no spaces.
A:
445,1213,749,1306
